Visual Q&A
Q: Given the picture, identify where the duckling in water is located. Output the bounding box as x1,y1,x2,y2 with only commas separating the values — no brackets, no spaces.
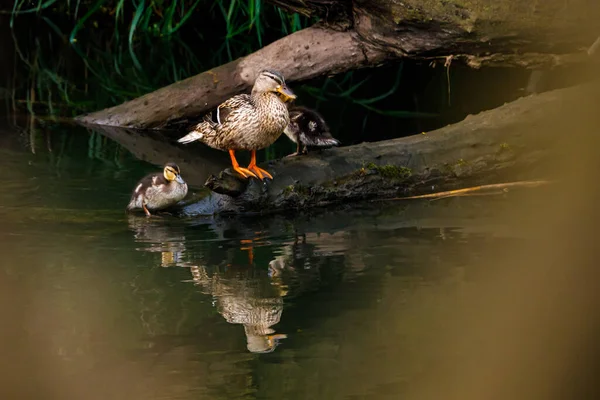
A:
283,106,340,157
126,162,188,216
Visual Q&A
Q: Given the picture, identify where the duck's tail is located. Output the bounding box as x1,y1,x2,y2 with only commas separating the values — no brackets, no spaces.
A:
126,198,138,212
177,115,216,144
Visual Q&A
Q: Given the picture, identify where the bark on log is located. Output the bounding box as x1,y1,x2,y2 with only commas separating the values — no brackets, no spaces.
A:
173,78,600,216
75,0,599,129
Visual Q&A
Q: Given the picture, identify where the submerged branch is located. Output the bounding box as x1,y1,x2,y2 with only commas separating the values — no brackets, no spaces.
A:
379,180,553,201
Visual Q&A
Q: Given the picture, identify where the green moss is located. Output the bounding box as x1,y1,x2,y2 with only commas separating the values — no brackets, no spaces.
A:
296,185,310,195
364,162,412,180
283,184,309,196
441,163,454,174
441,159,472,175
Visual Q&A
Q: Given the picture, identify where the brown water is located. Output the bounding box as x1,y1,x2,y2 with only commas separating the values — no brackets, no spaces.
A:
0,118,542,399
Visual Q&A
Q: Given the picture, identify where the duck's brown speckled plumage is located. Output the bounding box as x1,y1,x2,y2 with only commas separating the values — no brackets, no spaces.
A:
177,69,295,181
189,91,289,151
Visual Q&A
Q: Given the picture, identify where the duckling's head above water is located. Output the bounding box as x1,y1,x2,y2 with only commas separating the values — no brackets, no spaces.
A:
252,69,296,102
163,162,184,184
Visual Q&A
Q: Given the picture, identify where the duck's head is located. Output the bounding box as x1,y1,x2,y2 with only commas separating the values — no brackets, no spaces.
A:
163,162,185,184
253,69,296,102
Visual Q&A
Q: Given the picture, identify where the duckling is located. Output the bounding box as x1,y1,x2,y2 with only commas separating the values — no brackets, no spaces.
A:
177,69,296,180
126,162,188,216
283,106,340,157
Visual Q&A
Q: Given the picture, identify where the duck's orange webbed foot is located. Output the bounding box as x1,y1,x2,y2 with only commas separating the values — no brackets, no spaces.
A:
248,150,273,180
234,166,258,179
248,165,273,180
229,149,257,179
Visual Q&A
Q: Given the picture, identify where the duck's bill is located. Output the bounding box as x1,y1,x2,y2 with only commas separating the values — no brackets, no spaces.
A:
277,85,297,102
176,175,185,184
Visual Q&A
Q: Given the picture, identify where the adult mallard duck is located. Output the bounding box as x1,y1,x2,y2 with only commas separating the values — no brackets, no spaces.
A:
126,162,188,216
283,105,340,156
177,69,296,180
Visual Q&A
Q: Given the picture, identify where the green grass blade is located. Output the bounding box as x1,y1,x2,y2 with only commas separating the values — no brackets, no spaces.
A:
354,64,403,106
10,0,58,15
162,1,178,35
74,0,81,19
337,76,371,98
128,0,146,71
41,16,64,39
359,103,438,118
276,8,289,34
168,0,202,35
254,0,262,46
115,0,125,23
69,0,105,44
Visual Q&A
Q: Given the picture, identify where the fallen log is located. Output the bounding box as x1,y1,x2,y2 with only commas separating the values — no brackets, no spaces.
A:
167,79,600,216
75,0,599,129
75,26,389,129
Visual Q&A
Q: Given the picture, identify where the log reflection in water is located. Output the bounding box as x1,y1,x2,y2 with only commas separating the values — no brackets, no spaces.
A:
127,215,187,267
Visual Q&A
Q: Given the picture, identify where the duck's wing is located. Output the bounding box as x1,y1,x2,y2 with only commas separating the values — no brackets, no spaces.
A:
135,173,168,193
288,109,303,122
299,131,340,147
216,94,252,125
178,94,253,145
127,172,167,209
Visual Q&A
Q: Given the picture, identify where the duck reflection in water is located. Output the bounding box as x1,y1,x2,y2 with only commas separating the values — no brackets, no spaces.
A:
126,216,357,354
189,264,288,354
127,216,289,353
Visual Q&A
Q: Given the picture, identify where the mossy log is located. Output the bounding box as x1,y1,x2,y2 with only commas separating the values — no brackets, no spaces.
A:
82,79,599,216
170,79,597,216
75,0,599,129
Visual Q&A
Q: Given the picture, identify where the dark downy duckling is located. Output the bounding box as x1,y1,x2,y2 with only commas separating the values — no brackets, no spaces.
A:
283,106,340,157
126,162,188,216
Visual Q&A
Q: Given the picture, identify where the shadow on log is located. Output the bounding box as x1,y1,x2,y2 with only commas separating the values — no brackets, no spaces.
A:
177,79,600,216
79,124,230,188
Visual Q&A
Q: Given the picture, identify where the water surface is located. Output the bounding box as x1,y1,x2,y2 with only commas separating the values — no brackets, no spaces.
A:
0,118,541,399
